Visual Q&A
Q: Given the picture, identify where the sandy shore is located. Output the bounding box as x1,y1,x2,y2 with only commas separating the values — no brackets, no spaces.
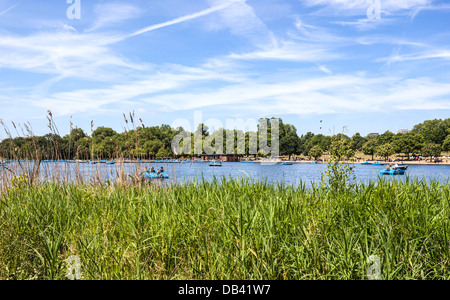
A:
267,160,450,165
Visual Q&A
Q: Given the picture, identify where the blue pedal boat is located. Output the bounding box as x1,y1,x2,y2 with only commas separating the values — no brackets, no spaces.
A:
146,171,169,179
380,168,405,176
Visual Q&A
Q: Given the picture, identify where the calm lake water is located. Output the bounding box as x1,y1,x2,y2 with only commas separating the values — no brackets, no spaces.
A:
166,162,450,186
11,161,447,187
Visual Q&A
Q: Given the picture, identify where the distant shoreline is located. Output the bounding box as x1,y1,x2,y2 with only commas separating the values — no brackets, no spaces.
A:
2,159,449,166
275,160,450,166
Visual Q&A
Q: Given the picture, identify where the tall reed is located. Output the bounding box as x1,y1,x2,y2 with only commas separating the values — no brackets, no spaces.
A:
0,177,448,280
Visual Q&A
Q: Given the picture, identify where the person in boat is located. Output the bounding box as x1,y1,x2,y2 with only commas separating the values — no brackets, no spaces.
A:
150,167,156,173
157,167,165,178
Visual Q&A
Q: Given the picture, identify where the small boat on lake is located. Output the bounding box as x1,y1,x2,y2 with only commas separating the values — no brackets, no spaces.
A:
361,162,372,165
241,160,255,163
281,162,293,165
209,161,223,167
146,171,169,179
372,162,385,166
380,168,405,176
393,163,408,170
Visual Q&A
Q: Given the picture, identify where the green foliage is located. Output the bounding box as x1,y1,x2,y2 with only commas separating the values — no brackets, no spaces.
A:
376,131,395,146
1,178,449,280
279,122,301,159
329,136,354,161
392,132,424,159
375,143,395,161
350,133,367,151
1,117,448,161
308,145,323,160
413,118,450,145
443,135,450,152
300,133,331,156
421,143,442,159
362,139,377,161
321,135,356,194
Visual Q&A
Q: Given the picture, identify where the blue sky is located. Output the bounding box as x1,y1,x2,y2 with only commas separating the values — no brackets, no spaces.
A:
0,0,449,138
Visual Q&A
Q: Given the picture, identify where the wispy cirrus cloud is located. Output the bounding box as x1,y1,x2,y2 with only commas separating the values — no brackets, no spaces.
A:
302,0,431,16
88,2,143,32
129,0,244,37
24,61,450,119
30,64,245,116
0,31,144,80
228,39,342,62
0,2,19,16
379,49,450,66
132,73,450,115
409,3,450,20
205,0,276,49
1,0,449,136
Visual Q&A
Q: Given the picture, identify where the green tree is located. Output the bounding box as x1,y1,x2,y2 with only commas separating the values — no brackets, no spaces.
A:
351,133,366,151
362,139,377,161
299,132,315,156
392,132,424,160
421,143,442,160
329,136,354,161
443,135,450,152
92,127,118,159
377,131,395,146
413,118,450,145
376,143,395,161
280,123,300,160
308,145,323,160
156,147,170,159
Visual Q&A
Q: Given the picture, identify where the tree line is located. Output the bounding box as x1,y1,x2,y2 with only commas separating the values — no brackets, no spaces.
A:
0,115,449,161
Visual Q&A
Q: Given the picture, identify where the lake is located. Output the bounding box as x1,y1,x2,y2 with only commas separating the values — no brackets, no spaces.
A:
9,161,447,187
165,162,450,186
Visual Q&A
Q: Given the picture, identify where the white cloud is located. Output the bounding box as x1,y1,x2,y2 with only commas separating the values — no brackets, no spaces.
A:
129,1,239,37
331,17,395,30
228,40,342,62
302,0,431,16
88,3,143,32
205,0,276,49
0,2,19,16
318,65,333,74
0,31,143,80
29,64,243,116
380,49,450,65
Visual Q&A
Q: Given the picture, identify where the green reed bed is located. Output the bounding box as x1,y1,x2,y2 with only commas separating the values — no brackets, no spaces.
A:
0,177,449,280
